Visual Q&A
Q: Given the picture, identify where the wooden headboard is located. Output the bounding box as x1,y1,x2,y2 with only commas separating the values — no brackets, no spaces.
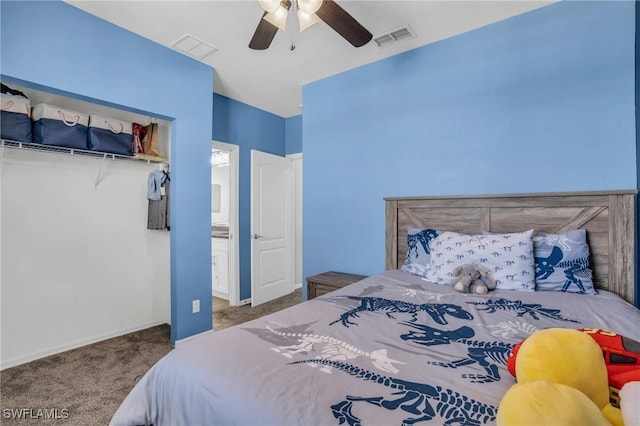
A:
385,191,637,304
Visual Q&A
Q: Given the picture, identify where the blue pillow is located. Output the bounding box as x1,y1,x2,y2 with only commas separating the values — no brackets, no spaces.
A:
401,227,440,277
533,229,596,294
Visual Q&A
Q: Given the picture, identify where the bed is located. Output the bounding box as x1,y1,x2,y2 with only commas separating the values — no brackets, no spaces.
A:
111,190,639,426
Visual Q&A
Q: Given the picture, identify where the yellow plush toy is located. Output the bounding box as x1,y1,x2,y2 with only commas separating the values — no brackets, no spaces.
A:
498,381,610,425
497,328,624,426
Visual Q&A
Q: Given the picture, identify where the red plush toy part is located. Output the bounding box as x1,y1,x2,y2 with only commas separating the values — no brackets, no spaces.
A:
506,328,640,407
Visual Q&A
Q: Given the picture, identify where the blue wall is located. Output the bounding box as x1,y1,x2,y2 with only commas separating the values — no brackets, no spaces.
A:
302,1,637,299
212,94,286,300
1,1,214,343
285,115,303,154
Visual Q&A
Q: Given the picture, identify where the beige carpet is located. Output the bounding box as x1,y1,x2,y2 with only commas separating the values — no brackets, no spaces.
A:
0,289,302,425
213,288,302,330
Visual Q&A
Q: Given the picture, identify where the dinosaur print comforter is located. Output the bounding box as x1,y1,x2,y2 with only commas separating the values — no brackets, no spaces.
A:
110,270,640,426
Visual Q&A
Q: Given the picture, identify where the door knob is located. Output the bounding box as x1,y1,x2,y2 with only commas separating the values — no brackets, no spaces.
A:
252,233,264,239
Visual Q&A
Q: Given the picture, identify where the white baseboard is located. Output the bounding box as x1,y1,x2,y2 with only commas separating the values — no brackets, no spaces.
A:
212,290,229,300
0,320,168,370
174,329,213,346
294,282,302,289
237,298,251,306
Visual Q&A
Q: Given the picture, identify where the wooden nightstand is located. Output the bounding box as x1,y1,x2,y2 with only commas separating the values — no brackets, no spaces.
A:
306,271,368,300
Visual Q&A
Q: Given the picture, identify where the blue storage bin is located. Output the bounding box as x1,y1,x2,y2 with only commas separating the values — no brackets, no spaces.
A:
32,104,89,150
1,93,32,143
88,115,133,156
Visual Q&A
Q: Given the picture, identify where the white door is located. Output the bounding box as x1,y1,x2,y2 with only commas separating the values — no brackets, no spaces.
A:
251,150,293,306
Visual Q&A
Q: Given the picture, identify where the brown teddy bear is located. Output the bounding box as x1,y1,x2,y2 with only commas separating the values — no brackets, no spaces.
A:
451,263,496,295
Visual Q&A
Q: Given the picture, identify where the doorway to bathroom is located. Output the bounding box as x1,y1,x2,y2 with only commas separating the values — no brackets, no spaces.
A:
211,141,239,310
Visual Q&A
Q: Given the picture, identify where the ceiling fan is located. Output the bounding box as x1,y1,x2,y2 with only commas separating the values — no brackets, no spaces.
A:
249,0,373,50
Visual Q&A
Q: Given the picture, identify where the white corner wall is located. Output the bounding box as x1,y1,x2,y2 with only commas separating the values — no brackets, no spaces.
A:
1,149,170,369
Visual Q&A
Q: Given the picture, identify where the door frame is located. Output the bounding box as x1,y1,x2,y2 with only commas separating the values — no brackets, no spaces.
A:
287,153,303,289
212,141,240,306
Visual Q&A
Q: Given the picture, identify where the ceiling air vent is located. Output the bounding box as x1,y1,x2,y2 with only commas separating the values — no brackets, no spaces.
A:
373,34,394,48
373,25,416,48
171,34,219,60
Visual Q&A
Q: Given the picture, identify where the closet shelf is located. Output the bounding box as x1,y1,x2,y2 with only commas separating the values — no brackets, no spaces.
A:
1,138,169,165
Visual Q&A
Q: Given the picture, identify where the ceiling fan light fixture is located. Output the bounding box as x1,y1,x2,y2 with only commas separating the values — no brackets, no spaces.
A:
263,0,291,31
264,9,287,31
297,9,321,32
258,0,280,13
297,0,323,15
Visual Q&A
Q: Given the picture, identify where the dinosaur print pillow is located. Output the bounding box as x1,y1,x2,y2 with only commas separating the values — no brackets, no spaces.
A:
533,229,596,294
425,230,535,291
401,227,440,277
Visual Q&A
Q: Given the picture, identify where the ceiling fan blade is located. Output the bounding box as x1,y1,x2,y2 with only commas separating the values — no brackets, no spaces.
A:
316,0,372,48
249,12,279,50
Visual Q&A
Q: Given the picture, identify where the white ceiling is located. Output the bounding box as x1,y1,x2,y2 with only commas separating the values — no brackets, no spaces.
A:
65,1,556,118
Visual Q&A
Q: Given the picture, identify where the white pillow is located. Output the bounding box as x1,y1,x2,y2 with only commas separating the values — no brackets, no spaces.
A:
425,230,535,291
620,382,640,426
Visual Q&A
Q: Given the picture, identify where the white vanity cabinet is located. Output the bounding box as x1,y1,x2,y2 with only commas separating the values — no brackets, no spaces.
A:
212,237,229,298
